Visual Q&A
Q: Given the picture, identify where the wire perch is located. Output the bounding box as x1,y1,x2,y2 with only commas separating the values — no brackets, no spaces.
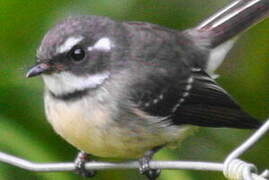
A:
0,118,268,180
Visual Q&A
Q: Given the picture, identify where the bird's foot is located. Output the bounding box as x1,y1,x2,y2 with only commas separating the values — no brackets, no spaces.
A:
138,146,163,180
74,151,96,178
139,156,161,180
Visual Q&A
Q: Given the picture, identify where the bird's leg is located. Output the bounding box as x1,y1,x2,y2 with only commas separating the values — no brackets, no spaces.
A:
139,146,163,180
74,151,96,178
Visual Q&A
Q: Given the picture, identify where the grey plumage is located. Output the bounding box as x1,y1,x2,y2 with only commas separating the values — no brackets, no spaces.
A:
26,1,268,158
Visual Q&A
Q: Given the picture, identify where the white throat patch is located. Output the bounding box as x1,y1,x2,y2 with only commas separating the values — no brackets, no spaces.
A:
57,36,84,54
42,71,110,96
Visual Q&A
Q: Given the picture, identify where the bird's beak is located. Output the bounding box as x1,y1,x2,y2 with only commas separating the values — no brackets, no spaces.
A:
26,63,51,78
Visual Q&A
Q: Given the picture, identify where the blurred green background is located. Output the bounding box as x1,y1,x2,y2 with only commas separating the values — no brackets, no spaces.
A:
0,0,268,179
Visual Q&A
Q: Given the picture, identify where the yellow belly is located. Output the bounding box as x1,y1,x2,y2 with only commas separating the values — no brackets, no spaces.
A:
45,94,193,158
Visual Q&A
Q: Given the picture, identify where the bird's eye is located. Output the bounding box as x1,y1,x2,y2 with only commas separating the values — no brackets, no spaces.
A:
70,46,85,62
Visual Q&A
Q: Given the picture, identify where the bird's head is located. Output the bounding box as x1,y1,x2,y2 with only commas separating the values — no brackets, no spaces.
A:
26,16,126,96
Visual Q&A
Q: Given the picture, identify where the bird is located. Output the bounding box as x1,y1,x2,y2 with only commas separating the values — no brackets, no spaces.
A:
26,0,268,179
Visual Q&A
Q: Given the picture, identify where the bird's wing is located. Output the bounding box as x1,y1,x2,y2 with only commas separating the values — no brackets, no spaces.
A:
133,68,260,129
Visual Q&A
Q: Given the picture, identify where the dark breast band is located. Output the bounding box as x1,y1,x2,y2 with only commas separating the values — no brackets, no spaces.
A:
49,88,90,101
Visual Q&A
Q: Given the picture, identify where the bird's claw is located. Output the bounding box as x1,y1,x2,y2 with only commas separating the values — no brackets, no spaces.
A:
139,156,161,180
74,151,96,178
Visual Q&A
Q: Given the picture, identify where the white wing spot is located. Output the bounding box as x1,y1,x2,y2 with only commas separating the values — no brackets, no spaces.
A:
186,84,192,91
172,76,194,113
145,103,150,107
153,99,158,104
142,93,164,108
191,68,201,72
182,92,189,97
187,76,194,83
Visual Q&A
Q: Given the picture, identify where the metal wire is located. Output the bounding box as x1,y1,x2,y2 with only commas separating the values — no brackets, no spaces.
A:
0,118,268,180
0,151,223,172
225,119,269,163
222,119,269,180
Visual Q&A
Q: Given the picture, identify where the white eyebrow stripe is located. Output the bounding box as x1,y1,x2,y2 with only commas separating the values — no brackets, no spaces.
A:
57,36,84,53
88,37,113,52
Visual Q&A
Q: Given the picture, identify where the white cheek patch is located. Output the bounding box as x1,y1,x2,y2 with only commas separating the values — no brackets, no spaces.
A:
42,71,110,96
88,37,113,52
57,36,84,53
